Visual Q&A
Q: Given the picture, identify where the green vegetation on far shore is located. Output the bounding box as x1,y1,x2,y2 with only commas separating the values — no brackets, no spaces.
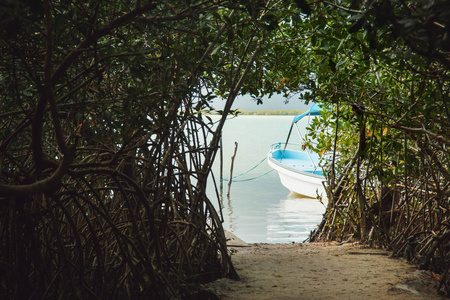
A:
236,109,306,115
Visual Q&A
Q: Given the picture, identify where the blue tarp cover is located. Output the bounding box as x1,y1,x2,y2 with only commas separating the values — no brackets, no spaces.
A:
293,103,322,123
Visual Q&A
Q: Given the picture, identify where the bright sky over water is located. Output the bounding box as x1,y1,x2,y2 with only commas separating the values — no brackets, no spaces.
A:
212,94,311,111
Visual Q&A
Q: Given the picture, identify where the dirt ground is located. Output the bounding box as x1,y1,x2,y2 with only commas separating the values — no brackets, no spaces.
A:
207,232,445,300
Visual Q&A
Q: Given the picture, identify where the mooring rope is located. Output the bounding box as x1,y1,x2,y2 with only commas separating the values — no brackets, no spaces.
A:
231,169,274,182
220,156,274,182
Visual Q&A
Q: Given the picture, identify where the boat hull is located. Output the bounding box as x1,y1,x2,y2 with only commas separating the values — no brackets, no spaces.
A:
268,148,327,199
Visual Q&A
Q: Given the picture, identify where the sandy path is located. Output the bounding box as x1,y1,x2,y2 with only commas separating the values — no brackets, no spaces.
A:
208,237,444,299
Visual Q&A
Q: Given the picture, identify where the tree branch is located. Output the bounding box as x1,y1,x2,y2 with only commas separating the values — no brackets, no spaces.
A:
0,146,75,197
322,0,364,14
43,0,69,155
51,3,158,83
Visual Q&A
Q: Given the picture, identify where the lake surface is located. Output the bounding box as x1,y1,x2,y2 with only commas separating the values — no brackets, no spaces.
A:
207,115,326,243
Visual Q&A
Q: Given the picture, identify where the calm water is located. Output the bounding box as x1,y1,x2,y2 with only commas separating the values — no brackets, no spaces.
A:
207,115,326,243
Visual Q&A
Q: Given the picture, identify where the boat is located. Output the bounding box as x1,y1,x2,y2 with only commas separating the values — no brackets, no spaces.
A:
268,103,327,198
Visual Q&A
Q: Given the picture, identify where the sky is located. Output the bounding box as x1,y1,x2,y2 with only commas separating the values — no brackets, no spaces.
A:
211,93,311,112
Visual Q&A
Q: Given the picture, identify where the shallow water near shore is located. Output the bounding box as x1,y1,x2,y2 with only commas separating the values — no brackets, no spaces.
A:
207,115,326,243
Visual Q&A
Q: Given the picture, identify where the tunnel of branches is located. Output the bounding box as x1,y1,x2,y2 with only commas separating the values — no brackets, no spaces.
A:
1,0,449,298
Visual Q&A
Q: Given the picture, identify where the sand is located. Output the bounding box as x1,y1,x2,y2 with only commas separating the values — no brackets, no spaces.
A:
207,232,445,300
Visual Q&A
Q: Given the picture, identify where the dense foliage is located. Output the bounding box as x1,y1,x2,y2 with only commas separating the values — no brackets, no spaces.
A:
0,0,307,298
301,1,449,295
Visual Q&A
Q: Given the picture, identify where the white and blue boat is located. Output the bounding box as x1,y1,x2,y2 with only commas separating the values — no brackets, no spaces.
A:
268,104,327,199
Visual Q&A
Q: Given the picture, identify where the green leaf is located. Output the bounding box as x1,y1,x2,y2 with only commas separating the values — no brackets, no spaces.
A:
211,45,221,56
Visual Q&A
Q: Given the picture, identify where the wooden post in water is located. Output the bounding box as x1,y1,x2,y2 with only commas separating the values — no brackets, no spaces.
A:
227,142,238,198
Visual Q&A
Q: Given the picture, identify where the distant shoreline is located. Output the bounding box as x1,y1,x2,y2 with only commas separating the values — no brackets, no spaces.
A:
237,109,306,115
204,109,306,116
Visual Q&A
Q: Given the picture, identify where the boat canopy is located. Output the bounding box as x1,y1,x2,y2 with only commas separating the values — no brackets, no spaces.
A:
293,103,322,123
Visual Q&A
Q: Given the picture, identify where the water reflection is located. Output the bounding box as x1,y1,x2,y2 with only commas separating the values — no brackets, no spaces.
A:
207,115,328,243
219,193,236,233
266,193,327,243
218,181,236,233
